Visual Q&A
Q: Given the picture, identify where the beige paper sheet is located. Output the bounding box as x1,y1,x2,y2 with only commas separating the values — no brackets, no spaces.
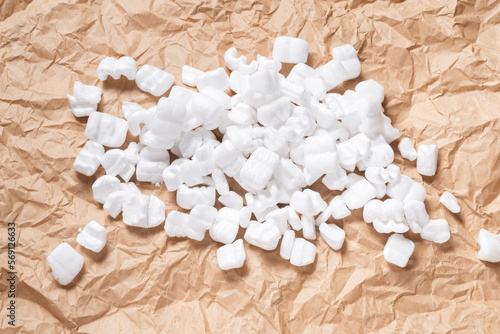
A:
1,0,500,332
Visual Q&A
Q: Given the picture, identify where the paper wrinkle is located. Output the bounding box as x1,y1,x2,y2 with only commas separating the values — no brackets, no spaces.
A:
1,0,500,332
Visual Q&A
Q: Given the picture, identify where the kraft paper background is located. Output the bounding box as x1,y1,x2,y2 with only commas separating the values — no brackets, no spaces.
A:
1,0,500,332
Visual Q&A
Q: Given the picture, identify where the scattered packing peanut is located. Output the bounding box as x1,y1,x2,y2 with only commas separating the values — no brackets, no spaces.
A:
364,136,395,168
92,175,121,204
337,133,371,171
76,221,107,252
244,220,281,251
97,56,137,81
365,164,400,184
420,219,450,244
331,44,361,80
304,135,338,175
67,81,103,117
135,64,175,96
85,112,128,148
239,147,279,191
218,191,243,209
290,238,316,267
404,200,430,234
176,185,215,210
272,36,309,64
342,179,377,210
386,175,426,203
217,239,246,270
181,65,204,87
383,234,415,268
47,243,84,286
301,215,316,240
280,230,295,260
290,189,327,216
363,199,408,234
195,67,230,91
185,205,218,241
398,138,417,161
319,223,345,251
417,144,438,176
440,192,460,213
164,211,189,238
122,193,149,228
265,208,290,235
74,141,105,176
478,229,500,263
224,47,258,75
136,146,170,184
209,207,241,244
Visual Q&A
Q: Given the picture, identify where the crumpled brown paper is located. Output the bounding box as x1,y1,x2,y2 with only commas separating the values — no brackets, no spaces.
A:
1,0,500,332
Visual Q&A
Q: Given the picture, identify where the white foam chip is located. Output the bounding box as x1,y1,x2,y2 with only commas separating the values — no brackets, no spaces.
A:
420,219,450,244
265,208,290,235
398,138,417,161
100,149,130,177
195,67,230,91
103,190,128,218
244,221,281,251
386,175,426,203
68,36,462,273
185,205,218,241
272,36,309,64
239,147,279,191
92,175,121,204
304,135,338,175
365,135,395,168
273,158,305,190
209,207,240,244
280,230,295,260
74,141,104,176
97,56,137,81
416,144,438,176
164,211,189,238
257,54,282,72
67,81,103,117
213,140,246,178
337,133,371,171
47,242,84,286
404,200,430,234
478,229,500,263
331,44,361,80
363,199,408,234
440,192,460,213
365,164,400,184
176,185,216,210
383,234,415,268
76,220,107,252
342,179,377,210
319,223,345,251
301,215,316,240
284,206,302,231
148,195,166,228
290,238,316,267
217,239,246,270
85,112,129,148
218,191,243,209
122,193,149,228
181,65,204,87
290,189,327,216
224,47,258,75
135,64,175,97
257,96,290,128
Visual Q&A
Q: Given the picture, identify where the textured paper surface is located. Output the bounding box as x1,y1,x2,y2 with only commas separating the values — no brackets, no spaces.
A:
1,0,500,332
